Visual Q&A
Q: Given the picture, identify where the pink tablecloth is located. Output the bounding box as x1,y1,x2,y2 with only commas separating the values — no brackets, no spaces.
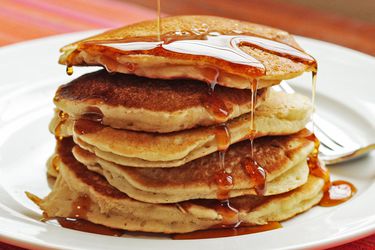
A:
0,0,373,249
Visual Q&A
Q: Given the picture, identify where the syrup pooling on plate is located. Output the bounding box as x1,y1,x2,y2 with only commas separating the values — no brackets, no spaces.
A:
301,130,356,206
57,218,123,236
319,180,357,207
172,222,282,240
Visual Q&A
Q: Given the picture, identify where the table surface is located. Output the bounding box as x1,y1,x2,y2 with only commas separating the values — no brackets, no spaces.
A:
0,0,374,249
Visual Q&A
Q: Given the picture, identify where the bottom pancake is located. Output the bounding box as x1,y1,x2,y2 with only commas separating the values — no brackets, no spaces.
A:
38,138,325,234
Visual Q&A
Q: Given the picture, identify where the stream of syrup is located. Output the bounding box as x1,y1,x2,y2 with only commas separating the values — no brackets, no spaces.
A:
157,0,161,41
304,131,356,206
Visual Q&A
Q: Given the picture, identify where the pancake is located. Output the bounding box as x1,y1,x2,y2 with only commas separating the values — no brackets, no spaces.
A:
51,90,312,167
38,138,324,233
54,70,268,133
74,146,309,203
59,16,316,90
54,132,314,203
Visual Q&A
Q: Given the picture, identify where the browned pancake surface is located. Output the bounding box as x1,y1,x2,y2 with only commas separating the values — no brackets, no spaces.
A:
110,134,312,188
55,70,261,112
57,138,126,199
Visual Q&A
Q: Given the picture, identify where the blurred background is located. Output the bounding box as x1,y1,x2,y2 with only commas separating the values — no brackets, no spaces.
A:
1,0,374,55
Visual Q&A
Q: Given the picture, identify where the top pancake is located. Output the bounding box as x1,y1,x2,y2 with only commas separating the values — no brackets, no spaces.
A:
59,15,316,89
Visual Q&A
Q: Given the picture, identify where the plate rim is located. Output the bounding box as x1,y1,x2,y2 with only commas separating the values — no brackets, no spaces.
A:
0,30,375,250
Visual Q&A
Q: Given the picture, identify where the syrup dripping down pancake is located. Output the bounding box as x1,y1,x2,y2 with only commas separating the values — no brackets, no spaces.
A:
39,137,324,234
48,133,314,203
50,90,312,168
59,15,316,89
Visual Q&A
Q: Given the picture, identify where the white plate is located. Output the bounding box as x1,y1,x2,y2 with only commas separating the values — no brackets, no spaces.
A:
0,31,374,250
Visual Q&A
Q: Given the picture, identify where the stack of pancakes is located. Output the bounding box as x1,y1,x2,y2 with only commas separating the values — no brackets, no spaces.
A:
36,16,328,234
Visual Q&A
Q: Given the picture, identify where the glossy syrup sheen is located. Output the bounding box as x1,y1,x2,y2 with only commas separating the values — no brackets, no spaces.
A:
172,222,282,240
79,30,317,78
319,180,357,207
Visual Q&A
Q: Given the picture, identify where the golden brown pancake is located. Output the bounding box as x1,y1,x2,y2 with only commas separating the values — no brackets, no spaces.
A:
74,145,310,203
50,90,312,167
52,133,314,203
38,138,324,233
54,70,268,133
59,16,316,89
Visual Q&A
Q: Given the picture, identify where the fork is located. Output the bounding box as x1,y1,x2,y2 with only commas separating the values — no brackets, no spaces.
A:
274,82,375,165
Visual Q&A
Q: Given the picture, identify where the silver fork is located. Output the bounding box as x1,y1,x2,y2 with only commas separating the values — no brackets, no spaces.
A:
274,82,375,165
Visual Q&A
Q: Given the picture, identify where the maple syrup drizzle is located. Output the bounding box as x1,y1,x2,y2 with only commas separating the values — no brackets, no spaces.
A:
55,111,69,140
52,155,61,173
240,79,267,196
301,130,356,206
172,222,281,240
157,0,161,41
80,106,104,122
57,218,123,236
242,157,267,195
66,65,73,75
84,32,316,78
215,171,234,200
319,180,356,207
70,195,92,219
305,132,330,184
249,79,258,157
311,71,318,132
75,119,105,135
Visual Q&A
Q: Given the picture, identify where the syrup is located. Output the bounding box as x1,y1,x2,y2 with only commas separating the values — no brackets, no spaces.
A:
215,171,234,200
311,71,318,132
70,195,92,219
57,218,123,236
52,155,61,173
242,157,267,195
214,124,231,151
157,0,161,41
80,106,104,122
202,88,231,122
172,222,281,240
79,31,317,79
66,66,73,75
305,133,330,184
75,119,104,135
319,180,356,207
55,111,69,140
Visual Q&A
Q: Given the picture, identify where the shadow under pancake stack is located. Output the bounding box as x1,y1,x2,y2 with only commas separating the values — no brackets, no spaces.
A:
27,16,355,238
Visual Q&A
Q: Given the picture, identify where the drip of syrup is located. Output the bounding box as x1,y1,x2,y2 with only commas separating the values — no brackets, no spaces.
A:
311,70,318,132
216,200,239,225
243,79,267,195
202,85,231,123
52,155,61,173
242,157,267,195
75,119,105,135
305,133,330,184
172,222,281,240
215,170,234,200
249,79,258,157
319,180,356,207
70,195,92,219
80,106,104,122
214,124,231,151
66,66,73,75
157,0,161,41
55,111,69,140
57,218,123,236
